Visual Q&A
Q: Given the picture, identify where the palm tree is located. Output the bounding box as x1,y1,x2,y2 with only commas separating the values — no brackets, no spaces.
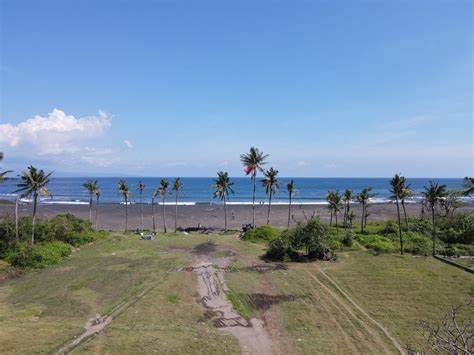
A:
262,168,279,225
159,179,169,233
286,180,295,229
390,174,405,255
14,166,53,245
136,181,146,232
117,179,131,233
83,180,99,223
327,191,342,235
342,189,353,228
172,178,182,232
95,189,101,230
326,191,335,227
240,147,269,228
462,177,473,195
151,188,159,233
0,169,18,243
0,169,13,183
422,181,448,256
356,187,374,233
212,171,235,231
399,184,413,230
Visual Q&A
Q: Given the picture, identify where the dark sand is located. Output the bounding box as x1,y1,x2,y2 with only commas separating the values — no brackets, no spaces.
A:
1,202,473,231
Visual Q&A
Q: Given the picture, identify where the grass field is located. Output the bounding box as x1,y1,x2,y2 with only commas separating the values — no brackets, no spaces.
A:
0,232,472,354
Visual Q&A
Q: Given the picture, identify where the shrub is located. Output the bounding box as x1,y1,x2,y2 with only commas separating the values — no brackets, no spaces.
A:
404,232,431,256
241,225,280,243
342,231,354,247
6,241,71,269
265,231,292,261
358,234,395,254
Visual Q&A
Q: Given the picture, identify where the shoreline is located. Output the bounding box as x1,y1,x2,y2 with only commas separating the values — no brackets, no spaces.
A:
1,202,473,231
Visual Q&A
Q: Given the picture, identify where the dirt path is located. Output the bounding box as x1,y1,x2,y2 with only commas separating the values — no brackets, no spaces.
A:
305,267,404,354
191,254,272,354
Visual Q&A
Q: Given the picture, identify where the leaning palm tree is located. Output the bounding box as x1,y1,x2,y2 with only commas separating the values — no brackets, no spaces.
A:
212,171,235,231
83,180,99,223
14,166,53,245
240,147,269,228
422,181,448,256
136,181,146,232
151,188,159,233
286,180,295,230
159,179,169,233
262,168,279,225
390,174,405,255
342,189,353,228
95,189,101,230
117,179,131,233
172,178,182,232
356,187,374,233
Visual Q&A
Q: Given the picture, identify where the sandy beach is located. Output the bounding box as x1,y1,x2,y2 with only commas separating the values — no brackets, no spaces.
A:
1,202,472,231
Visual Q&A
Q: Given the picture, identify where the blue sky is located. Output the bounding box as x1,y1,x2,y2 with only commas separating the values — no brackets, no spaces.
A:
0,0,472,177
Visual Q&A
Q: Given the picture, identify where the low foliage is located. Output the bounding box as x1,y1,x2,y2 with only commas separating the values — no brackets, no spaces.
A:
241,225,280,243
6,241,71,269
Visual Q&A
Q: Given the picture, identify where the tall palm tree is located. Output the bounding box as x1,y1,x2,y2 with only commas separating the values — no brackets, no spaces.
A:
136,181,146,232
151,188,159,233
462,177,473,195
240,147,269,228
0,169,18,243
159,179,169,233
95,189,101,230
399,184,413,230
286,180,295,230
327,191,342,235
262,168,279,225
117,179,131,233
342,189,353,228
212,171,235,231
356,187,374,233
422,181,448,256
14,166,53,245
83,180,99,223
172,178,182,232
390,174,405,255
326,191,336,227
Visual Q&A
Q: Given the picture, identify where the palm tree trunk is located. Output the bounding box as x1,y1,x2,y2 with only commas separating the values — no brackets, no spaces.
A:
329,210,333,228
395,197,403,255
15,196,19,244
252,172,256,228
401,201,409,230
124,195,128,233
224,195,227,231
360,203,365,233
163,198,167,233
267,191,272,225
140,192,144,232
95,196,99,230
89,196,93,223
287,192,292,230
431,206,436,256
152,198,156,233
174,192,178,232
335,211,339,236
32,192,38,245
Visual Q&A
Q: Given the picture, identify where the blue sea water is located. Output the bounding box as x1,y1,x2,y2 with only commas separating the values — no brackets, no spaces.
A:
0,177,469,205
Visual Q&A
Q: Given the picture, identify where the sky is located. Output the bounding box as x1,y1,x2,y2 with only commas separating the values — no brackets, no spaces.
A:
0,0,472,178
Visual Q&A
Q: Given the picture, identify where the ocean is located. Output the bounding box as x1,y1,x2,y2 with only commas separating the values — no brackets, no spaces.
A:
0,177,469,205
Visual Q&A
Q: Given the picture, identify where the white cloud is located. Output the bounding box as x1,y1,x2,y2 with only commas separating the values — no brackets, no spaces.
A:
296,160,310,167
0,108,111,155
124,140,133,149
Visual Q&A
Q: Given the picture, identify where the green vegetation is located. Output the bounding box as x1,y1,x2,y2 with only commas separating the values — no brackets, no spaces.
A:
212,171,235,231
241,225,281,243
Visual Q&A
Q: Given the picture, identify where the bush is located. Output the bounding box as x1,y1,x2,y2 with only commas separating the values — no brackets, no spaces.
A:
241,225,280,243
342,231,354,247
6,241,71,269
265,231,292,262
357,234,395,254
404,232,431,256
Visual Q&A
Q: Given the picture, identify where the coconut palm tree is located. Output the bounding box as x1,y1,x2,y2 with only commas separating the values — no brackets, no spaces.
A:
136,181,146,232
14,166,53,245
83,180,99,223
0,169,18,243
286,180,295,230
390,173,405,255
212,171,235,231
172,178,182,232
117,179,131,233
422,181,448,256
342,189,353,228
261,168,279,225
327,191,342,235
326,191,336,227
95,189,101,230
0,169,13,183
399,184,413,230
462,177,473,195
151,188,159,233
356,187,374,233
240,147,269,228
159,179,169,233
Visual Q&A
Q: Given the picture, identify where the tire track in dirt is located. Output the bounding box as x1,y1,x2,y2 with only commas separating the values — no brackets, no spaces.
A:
305,268,404,354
